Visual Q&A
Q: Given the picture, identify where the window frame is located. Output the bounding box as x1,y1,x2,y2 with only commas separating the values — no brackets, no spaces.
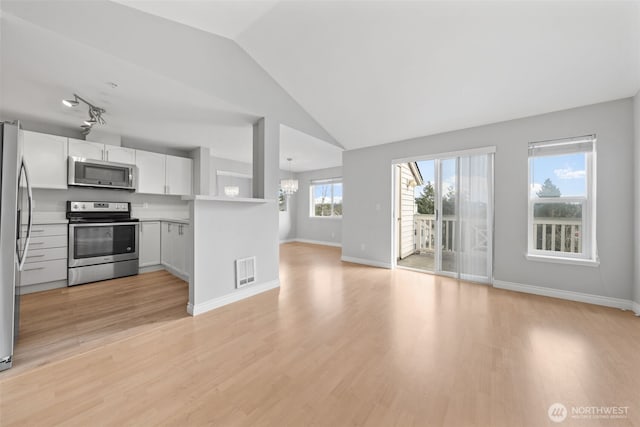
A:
526,136,598,265
309,178,343,218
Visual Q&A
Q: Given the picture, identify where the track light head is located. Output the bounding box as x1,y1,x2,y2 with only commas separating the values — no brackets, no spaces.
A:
62,93,106,130
62,98,79,108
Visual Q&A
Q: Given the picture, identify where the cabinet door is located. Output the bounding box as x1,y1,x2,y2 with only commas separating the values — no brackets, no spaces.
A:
22,131,68,189
139,221,161,267
68,139,104,160
160,222,175,270
165,155,193,196
105,146,135,164
175,224,189,277
136,150,166,194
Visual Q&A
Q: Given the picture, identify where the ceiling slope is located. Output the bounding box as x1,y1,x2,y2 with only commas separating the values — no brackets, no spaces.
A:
1,0,342,150
237,1,640,149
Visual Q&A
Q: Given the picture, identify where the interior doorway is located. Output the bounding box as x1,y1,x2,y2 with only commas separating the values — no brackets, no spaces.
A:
393,149,494,284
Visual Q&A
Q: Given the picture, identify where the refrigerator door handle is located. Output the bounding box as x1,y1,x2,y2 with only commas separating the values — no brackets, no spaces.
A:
17,160,33,272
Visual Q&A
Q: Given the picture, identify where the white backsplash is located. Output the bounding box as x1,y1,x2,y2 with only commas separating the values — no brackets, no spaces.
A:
32,187,189,220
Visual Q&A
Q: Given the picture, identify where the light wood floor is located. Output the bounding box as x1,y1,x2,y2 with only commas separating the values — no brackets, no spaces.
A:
1,243,639,426
10,269,189,377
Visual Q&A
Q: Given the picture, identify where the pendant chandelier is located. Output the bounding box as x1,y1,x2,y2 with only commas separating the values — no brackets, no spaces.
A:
280,158,298,195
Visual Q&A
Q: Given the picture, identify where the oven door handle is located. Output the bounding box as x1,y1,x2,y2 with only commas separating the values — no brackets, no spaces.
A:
70,222,140,227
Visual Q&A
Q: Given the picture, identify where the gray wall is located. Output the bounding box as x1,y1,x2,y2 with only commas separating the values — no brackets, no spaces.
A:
343,99,634,300
634,91,640,305
295,166,342,245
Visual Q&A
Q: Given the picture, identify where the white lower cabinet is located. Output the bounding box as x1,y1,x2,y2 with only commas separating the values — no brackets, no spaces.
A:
139,221,161,267
160,221,189,280
19,223,68,293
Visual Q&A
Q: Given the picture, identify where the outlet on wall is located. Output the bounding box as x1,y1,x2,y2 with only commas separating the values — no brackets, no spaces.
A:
331,231,335,238
360,243,366,251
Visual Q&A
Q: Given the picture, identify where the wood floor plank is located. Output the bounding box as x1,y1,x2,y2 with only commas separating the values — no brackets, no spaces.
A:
1,243,639,426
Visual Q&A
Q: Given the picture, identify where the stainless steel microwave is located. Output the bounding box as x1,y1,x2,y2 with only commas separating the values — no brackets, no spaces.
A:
68,156,137,191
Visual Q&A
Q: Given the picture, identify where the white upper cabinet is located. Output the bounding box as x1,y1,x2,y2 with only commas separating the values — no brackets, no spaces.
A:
68,139,135,164
104,146,135,164
68,139,105,160
22,131,68,189
135,150,166,195
165,155,193,196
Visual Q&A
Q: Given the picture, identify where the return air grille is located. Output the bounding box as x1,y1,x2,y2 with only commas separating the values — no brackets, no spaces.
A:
236,256,256,288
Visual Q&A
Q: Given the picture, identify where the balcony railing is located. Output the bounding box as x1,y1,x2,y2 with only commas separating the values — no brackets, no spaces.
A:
414,214,581,255
533,218,581,253
415,214,455,252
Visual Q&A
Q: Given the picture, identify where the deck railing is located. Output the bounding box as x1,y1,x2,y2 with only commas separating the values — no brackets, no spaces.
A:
532,218,581,253
414,215,581,254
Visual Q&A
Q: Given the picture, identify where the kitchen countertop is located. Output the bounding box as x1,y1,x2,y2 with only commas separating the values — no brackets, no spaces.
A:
138,217,190,224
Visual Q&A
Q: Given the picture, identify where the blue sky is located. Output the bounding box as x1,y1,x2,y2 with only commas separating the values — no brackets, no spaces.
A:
313,182,342,203
413,154,586,199
530,153,586,197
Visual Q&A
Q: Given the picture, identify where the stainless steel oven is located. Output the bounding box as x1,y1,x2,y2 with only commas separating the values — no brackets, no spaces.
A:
67,202,139,286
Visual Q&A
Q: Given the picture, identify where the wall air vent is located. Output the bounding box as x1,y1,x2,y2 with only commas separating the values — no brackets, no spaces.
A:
236,256,256,288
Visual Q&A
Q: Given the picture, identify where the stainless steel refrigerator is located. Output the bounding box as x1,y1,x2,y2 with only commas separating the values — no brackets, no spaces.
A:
0,121,33,372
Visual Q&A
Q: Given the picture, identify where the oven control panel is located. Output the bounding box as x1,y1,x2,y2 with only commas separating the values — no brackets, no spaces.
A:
69,202,130,212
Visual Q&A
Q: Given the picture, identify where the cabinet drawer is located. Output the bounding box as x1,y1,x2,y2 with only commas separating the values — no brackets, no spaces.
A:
24,247,67,264
21,223,67,237
20,259,67,286
28,235,68,250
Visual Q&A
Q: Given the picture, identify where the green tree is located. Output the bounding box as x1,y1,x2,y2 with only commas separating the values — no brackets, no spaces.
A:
442,185,456,215
537,178,561,197
415,181,435,214
534,178,581,218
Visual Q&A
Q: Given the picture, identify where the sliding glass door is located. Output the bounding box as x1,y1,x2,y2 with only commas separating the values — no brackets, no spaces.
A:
396,151,493,283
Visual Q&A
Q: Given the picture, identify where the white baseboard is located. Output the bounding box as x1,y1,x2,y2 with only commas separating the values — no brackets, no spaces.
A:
138,265,165,274
493,280,634,311
279,239,296,244
187,279,280,316
633,301,640,316
341,256,392,269
162,264,189,282
293,238,342,248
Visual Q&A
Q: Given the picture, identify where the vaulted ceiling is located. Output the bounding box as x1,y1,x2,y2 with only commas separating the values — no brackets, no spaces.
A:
2,1,639,170
119,0,640,150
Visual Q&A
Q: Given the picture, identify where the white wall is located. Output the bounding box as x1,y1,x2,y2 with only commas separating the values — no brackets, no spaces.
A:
295,166,342,246
188,118,280,312
343,99,634,300
634,90,640,307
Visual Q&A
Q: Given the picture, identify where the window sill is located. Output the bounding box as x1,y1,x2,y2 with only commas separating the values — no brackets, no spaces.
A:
525,253,600,267
309,216,342,220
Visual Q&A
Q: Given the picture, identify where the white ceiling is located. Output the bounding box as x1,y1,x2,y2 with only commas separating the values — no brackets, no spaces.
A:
3,1,639,170
112,0,278,40
116,0,640,150
0,4,341,171
237,1,640,149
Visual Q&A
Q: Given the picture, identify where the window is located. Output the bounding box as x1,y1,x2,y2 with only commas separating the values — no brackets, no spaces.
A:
310,178,342,217
527,135,597,264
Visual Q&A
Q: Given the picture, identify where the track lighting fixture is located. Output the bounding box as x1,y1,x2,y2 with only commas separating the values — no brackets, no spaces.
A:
61,93,106,134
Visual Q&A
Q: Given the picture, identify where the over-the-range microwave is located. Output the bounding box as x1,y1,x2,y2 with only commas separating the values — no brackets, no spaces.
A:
68,156,137,191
